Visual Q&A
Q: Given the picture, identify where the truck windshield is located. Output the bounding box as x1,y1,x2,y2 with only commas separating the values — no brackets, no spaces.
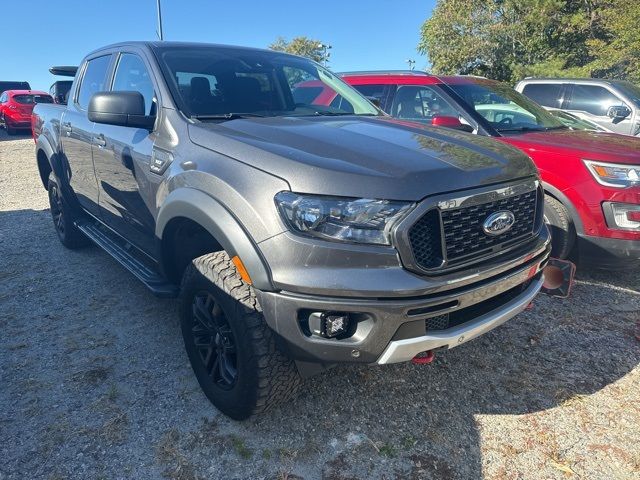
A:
449,81,566,133
154,45,380,119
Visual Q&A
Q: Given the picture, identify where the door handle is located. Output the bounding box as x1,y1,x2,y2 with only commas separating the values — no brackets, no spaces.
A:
61,122,72,136
94,134,106,148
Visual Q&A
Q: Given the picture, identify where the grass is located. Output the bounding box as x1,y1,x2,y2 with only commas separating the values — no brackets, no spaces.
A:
230,436,252,459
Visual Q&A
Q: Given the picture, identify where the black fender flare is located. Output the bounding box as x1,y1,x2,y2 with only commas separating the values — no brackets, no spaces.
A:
156,188,273,291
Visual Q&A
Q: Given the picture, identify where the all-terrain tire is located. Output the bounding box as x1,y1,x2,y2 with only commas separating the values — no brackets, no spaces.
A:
47,174,90,249
544,194,576,259
180,251,301,420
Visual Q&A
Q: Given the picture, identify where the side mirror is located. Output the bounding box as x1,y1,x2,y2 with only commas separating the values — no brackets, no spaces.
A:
366,96,381,108
431,115,474,133
607,105,631,120
88,91,155,129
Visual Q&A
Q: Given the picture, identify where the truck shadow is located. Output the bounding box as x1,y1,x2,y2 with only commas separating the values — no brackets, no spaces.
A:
1,207,638,480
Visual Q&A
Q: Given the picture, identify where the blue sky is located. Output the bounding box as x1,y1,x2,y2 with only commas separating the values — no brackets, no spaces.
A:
4,0,435,91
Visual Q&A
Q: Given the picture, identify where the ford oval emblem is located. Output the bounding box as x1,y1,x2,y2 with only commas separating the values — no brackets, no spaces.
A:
483,211,516,236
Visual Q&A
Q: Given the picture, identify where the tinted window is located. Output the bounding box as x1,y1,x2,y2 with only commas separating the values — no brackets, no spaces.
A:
568,85,626,116
112,53,155,115
521,83,563,108
77,55,112,109
390,86,459,120
13,94,53,104
615,81,640,107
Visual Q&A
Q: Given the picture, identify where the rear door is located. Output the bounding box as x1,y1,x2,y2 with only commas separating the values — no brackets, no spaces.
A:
564,83,633,135
92,50,159,256
62,54,114,218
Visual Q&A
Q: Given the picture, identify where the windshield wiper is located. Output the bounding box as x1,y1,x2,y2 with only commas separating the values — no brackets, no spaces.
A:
191,113,267,120
544,125,569,131
498,126,546,133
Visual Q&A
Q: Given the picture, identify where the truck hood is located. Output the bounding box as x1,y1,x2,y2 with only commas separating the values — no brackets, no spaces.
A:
499,129,640,165
188,116,536,201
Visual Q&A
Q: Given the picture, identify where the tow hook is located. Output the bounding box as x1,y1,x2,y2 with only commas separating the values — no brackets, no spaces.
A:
411,350,435,365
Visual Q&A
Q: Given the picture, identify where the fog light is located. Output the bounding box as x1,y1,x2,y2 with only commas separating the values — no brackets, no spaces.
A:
606,202,640,230
308,312,350,338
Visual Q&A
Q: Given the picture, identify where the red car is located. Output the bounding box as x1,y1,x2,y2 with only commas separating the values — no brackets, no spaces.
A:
330,71,640,268
0,90,53,135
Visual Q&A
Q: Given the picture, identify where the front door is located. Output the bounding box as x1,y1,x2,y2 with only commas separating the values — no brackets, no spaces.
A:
91,52,158,256
61,54,113,218
565,84,634,135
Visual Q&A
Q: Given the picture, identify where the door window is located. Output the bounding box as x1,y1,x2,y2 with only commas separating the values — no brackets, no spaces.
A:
77,55,112,110
112,53,155,115
568,85,627,116
353,84,388,108
390,86,459,120
521,83,563,108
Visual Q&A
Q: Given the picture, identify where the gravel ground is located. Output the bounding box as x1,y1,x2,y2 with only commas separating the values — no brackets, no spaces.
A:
0,129,639,480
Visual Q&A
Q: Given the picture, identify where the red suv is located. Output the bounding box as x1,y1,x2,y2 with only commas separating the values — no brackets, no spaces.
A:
0,90,53,135
334,71,640,268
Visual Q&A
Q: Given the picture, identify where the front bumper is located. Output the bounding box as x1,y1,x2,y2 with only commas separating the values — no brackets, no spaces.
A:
377,275,542,363
258,245,549,368
578,234,640,268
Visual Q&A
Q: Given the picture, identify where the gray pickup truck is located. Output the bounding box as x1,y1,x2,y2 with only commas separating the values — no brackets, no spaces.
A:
33,41,550,419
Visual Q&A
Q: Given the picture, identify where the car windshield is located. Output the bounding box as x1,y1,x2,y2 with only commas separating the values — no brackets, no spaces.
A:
449,81,565,132
548,110,602,131
615,81,640,108
13,94,53,105
155,45,380,119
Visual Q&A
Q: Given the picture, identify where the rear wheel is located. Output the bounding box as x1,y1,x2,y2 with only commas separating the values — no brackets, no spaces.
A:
544,194,575,259
4,116,16,135
180,251,301,420
47,174,89,249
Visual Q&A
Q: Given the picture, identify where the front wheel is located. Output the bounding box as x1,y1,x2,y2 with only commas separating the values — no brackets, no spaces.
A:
180,252,301,420
544,194,576,259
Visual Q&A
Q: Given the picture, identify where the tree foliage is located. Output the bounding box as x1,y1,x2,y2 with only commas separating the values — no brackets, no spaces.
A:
268,36,329,64
418,0,640,83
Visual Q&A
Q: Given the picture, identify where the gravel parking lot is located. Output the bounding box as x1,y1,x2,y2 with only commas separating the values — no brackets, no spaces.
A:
0,129,638,480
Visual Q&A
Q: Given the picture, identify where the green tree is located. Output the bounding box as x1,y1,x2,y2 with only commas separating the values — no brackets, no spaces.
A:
268,36,330,64
419,1,640,83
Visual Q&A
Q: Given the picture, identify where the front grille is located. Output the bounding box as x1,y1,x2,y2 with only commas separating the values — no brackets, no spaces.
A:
441,190,537,263
408,210,442,269
404,183,540,273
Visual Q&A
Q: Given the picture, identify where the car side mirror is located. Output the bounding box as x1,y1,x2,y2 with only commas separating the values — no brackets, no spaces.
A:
431,115,474,133
88,91,155,130
366,96,381,108
607,105,631,120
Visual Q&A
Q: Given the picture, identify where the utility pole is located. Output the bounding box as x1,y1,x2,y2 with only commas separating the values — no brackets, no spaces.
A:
317,43,332,67
156,0,164,41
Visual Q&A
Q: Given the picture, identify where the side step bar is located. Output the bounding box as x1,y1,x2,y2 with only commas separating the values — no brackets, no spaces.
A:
75,220,179,298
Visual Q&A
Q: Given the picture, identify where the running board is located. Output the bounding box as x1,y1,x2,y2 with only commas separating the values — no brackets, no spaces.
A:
75,220,179,298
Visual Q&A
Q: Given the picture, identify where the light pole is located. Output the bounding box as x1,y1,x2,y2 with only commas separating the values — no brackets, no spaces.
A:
156,0,164,41
406,59,416,71
317,43,332,67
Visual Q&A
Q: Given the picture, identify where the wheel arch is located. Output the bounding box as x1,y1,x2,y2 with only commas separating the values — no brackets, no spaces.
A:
541,182,585,235
156,188,274,291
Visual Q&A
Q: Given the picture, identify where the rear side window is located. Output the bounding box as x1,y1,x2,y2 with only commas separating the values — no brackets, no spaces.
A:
77,55,112,110
390,86,459,120
112,53,155,115
353,84,387,105
521,83,563,108
568,85,627,116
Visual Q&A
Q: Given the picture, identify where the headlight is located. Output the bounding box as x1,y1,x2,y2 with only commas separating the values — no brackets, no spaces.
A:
275,192,413,245
584,159,640,188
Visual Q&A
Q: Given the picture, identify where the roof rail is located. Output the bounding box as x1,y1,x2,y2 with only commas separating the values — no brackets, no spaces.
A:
338,70,431,77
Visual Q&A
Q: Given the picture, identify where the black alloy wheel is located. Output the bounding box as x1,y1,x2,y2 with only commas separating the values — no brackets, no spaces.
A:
190,292,238,390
